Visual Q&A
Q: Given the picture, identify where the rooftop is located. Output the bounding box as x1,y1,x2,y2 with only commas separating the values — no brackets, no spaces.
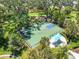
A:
73,48,79,53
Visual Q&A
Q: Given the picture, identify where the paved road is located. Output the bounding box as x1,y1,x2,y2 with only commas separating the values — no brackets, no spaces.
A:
0,54,19,59
0,54,10,57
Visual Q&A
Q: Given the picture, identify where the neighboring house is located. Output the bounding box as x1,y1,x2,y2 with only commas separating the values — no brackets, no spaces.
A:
68,50,79,59
68,48,79,59
18,23,64,48
49,33,67,48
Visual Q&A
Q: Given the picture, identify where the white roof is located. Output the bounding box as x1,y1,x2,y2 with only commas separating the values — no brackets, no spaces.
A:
68,50,79,59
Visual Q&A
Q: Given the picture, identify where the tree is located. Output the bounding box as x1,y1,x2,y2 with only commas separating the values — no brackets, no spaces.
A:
64,19,79,42
76,0,79,11
76,11,79,35
0,0,29,56
20,37,68,59
21,47,68,59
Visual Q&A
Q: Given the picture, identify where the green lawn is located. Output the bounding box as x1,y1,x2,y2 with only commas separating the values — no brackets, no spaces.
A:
0,48,11,55
67,41,79,49
66,11,78,22
28,12,46,16
70,11,77,20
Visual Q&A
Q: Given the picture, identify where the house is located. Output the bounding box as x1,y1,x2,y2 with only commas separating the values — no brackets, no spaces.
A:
68,49,79,59
18,23,64,48
49,33,67,48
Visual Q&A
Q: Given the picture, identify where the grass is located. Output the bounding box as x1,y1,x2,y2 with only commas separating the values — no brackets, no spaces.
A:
0,51,11,55
0,48,14,59
0,48,11,55
66,11,77,23
67,41,79,49
28,12,46,16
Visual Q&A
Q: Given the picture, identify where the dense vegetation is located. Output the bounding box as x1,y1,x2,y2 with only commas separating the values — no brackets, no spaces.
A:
0,0,79,59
